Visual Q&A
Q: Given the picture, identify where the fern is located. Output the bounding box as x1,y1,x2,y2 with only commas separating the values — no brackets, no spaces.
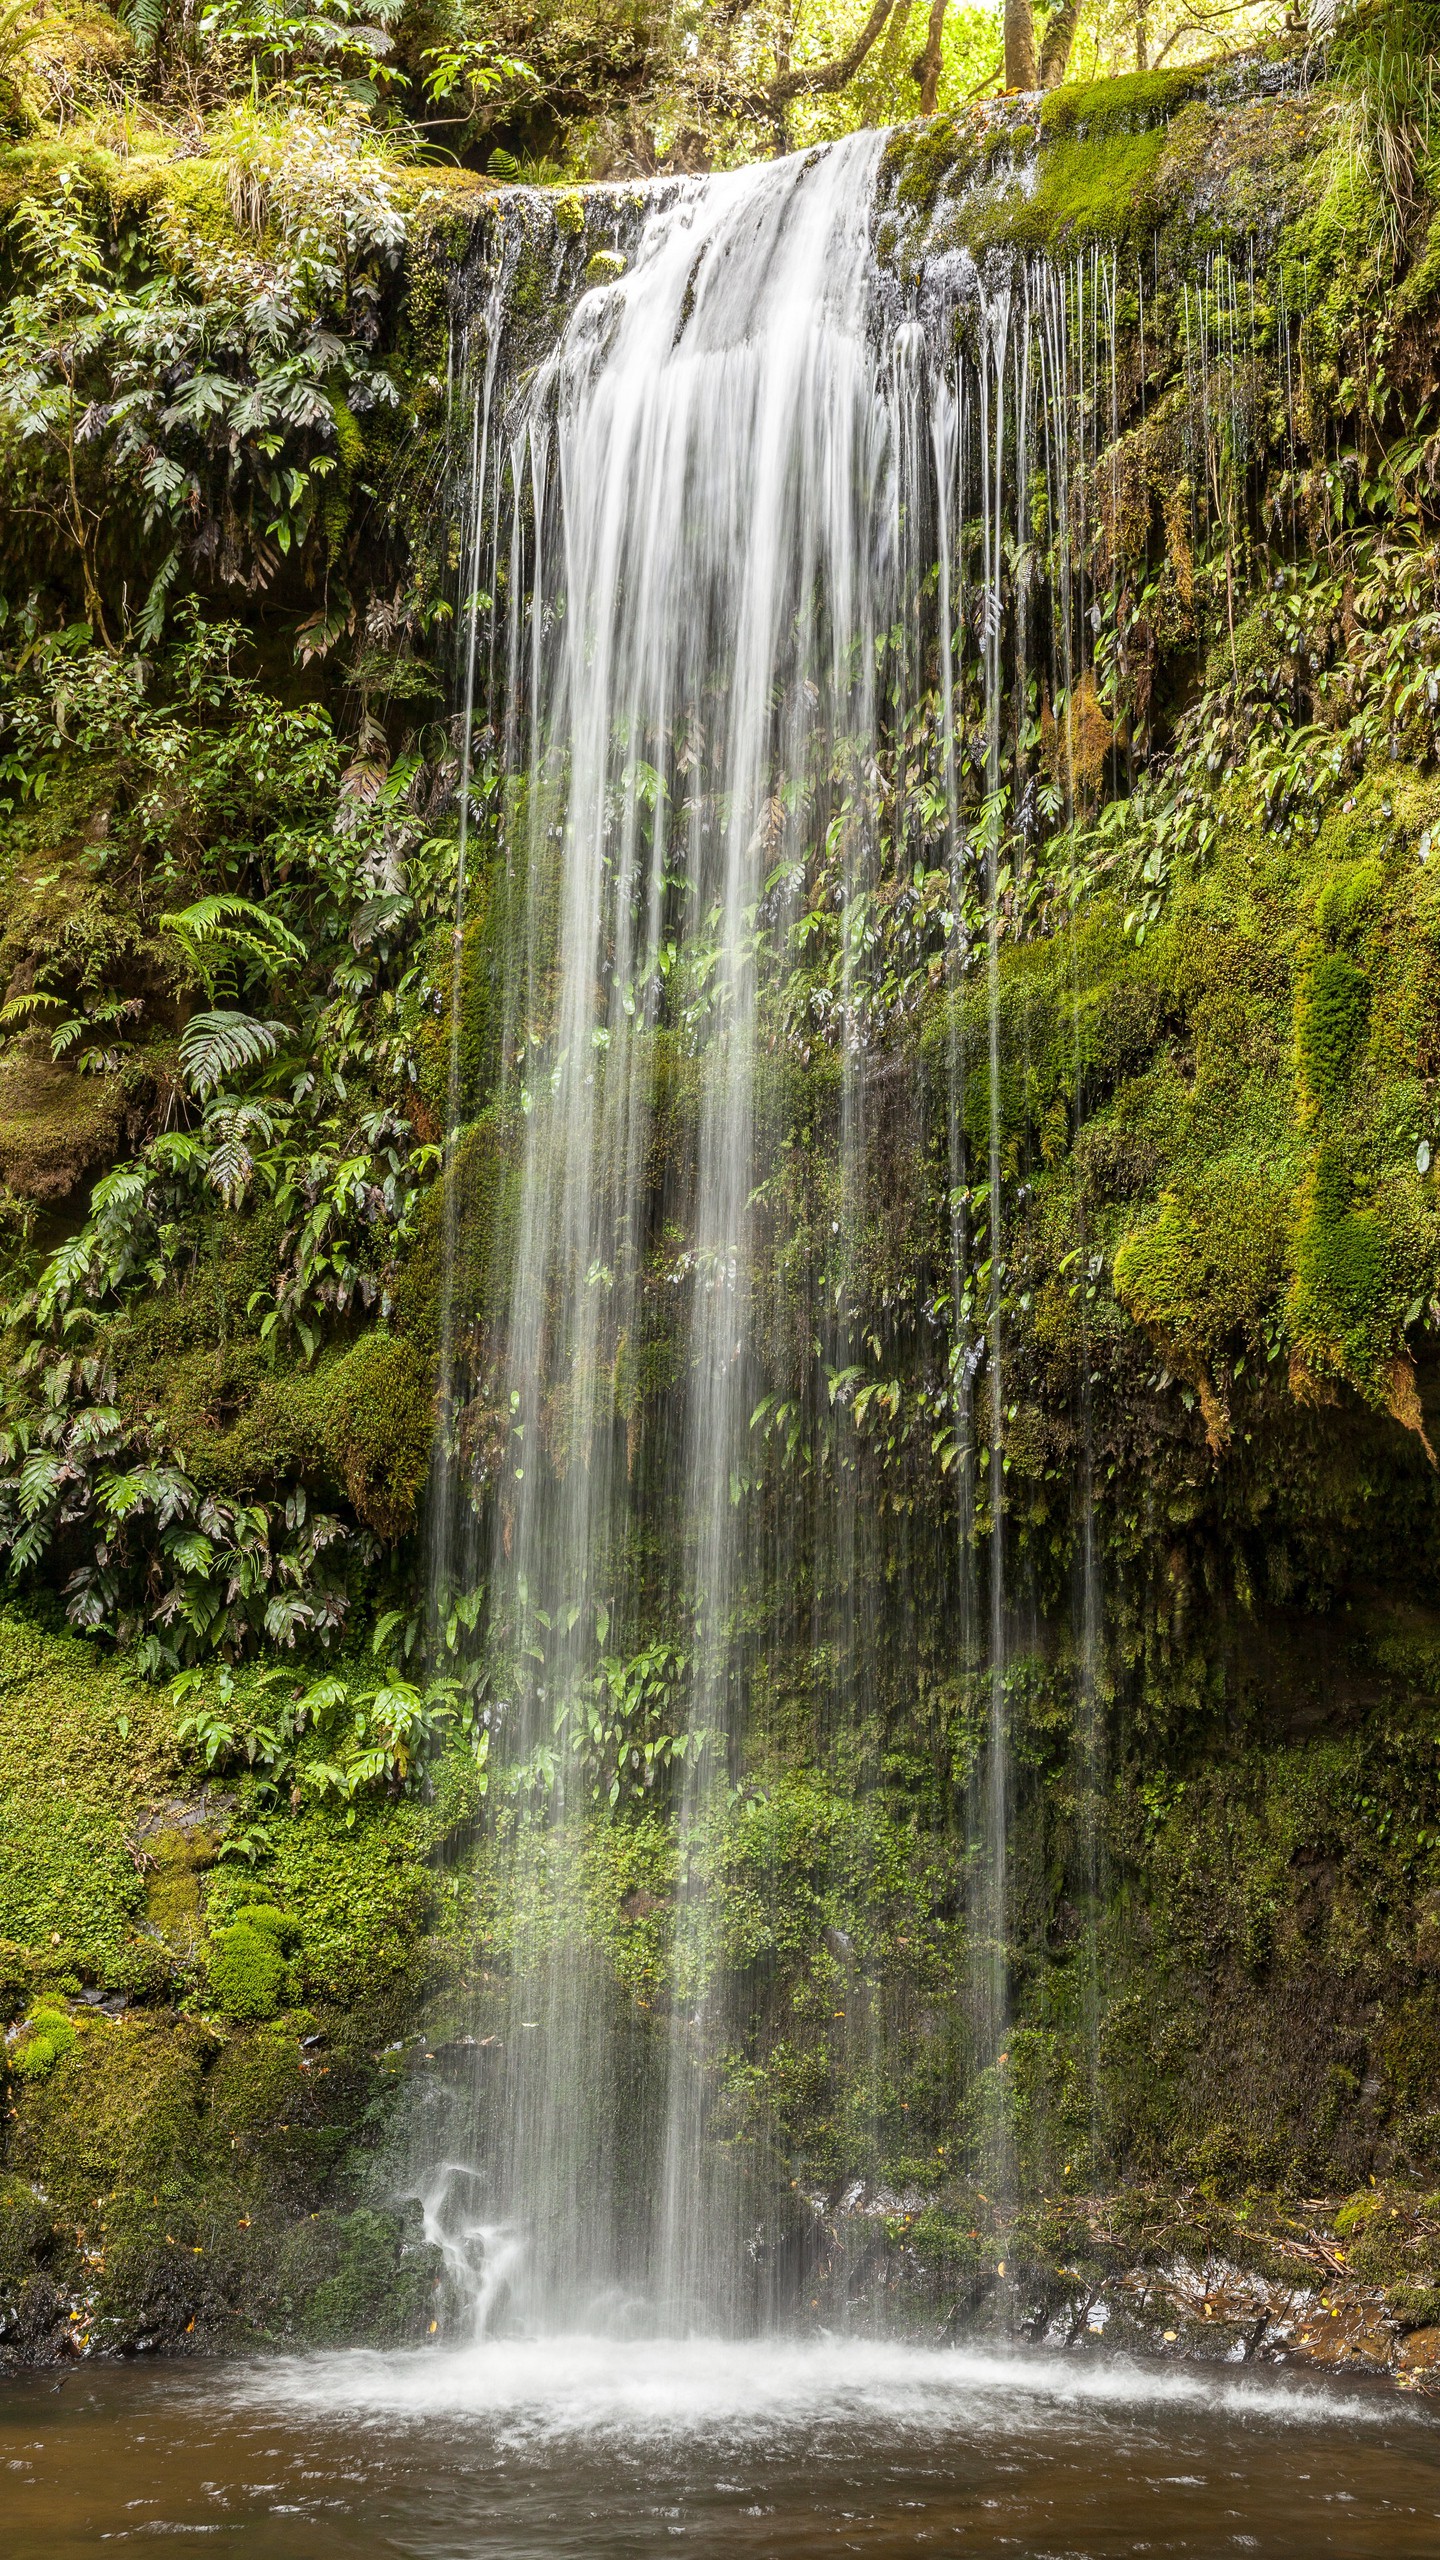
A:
161,896,306,999
179,1009,286,1099
119,0,166,56
0,991,64,1026
136,543,179,645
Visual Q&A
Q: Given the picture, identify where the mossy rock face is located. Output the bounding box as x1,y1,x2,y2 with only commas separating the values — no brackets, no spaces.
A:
1113,1161,1290,1393
296,1331,437,1539
0,2174,50,2295
7,2013,206,2216
141,1822,216,1959
283,2204,435,2345
0,1617,175,1987
1039,66,1204,142
0,1042,134,1202
876,71,1328,275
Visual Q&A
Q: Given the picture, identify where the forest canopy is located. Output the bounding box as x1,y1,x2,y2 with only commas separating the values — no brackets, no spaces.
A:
0,0,1305,175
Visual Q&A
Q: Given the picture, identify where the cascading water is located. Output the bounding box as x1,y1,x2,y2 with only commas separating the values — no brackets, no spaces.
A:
421,116,1175,2338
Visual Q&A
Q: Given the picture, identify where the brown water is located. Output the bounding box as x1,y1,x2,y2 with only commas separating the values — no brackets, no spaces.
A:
2,2336,1437,2556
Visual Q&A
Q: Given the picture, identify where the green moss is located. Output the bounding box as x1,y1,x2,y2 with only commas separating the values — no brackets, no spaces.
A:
142,1825,211,1957
152,1325,435,1536
0,1039,132,1201
0,1613,174,1982
8,2013,205,2215
1388,2279,1440,2329
887,114,966,217
206,1920,287,2021
293,2205,433,2343
507,237,557,321
1029,126,1171,248
1115,1162,1289,1368
1296,950,1371,1113
8,1997,77,2080
1314,857,1384,946
295,1330,436,1539
391,1102,514,1362
1289,1140,1393,1380
1040,65,1201,142
0,2172,49,2298
229,1900,298,1946
267,1802,438,2039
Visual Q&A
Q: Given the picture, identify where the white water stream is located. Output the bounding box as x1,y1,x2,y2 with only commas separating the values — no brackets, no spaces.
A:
429,129,1138,2336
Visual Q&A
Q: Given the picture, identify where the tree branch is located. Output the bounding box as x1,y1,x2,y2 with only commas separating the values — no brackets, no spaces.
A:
767,0,897,106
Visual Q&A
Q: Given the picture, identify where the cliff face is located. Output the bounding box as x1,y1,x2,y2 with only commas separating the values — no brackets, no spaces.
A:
5,34,1440,2371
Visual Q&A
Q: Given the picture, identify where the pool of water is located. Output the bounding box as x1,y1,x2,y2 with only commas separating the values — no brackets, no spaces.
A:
2,2336,1437,2555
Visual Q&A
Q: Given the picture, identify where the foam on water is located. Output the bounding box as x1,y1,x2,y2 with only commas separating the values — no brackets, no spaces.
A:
218,2334,1403,2446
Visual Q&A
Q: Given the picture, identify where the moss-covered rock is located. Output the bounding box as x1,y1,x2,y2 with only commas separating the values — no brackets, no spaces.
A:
297,1332,437,1541
205,1919,288,2021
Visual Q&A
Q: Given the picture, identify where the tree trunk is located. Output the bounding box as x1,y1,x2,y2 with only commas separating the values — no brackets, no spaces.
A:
1004,0,1036,90
916,0,948,113
1038,0,1081,87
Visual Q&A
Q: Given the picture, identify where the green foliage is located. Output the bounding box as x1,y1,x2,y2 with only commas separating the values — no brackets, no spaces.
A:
0,156,400,641
1333,0,1440,262
200,0,406,100
0,610,457,1655
295,1661,479,1819
162,895,306,1001
558,1637,698,1810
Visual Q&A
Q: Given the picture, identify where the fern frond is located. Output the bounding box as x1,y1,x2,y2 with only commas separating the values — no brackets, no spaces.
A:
161,896,307,998
120,0,166,57
179,1009,286,1100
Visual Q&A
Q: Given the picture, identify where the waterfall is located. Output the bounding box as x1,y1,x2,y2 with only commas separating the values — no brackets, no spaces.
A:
425,124,1132,2337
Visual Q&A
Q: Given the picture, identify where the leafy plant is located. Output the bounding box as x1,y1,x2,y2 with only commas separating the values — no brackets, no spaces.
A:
200,0,406,101
550,1637,702,1810
0,147,402,643
171,1649,479,1828
162,895,306,1000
